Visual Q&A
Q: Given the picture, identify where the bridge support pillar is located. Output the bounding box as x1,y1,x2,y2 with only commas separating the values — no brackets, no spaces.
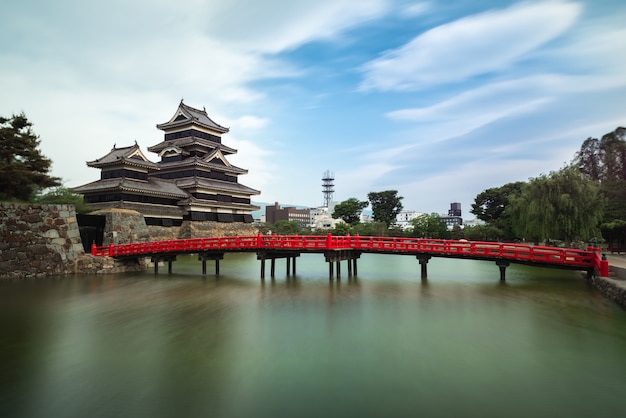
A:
496,260,510,281
151,255,177,275
324,250,361,281
417,255,431,279
198,253,225,276
257,251,300,280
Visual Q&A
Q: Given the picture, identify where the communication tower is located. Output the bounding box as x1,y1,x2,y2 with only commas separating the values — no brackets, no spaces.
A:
322,170,335,208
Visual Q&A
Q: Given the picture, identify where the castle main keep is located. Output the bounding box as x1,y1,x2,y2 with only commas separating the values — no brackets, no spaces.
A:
74,101,260,226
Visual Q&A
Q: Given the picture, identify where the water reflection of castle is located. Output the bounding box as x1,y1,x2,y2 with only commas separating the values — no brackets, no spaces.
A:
74,101,260,226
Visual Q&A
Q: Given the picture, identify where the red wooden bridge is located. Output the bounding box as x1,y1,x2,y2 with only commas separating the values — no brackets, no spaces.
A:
91,234,609,280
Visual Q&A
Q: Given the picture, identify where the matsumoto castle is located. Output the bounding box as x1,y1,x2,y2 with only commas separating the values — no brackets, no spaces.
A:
74,101,260,226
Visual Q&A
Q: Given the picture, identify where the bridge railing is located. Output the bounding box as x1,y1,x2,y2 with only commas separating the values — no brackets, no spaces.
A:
91,234,607,274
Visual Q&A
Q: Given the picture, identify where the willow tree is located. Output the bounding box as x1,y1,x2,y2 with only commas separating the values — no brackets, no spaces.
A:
509,166,604,246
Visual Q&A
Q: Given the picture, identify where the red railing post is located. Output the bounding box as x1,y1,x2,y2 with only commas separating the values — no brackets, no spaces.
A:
326,233,333,249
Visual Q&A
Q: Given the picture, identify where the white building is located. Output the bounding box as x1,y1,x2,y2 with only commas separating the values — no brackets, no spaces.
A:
310,206,342,230
396,210,425,230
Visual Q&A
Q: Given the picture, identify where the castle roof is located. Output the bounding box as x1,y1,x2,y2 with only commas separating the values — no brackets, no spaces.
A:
156,149,248,175
156,101,229,134
174,177,260,196
86,143,158,170
73,177,188,198
147,137,237,155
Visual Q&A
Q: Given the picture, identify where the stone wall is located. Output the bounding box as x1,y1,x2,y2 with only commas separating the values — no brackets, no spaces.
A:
0,202,146,279
587,268,626,308
92,208,151,245
0,202,84,278
148,220,259,241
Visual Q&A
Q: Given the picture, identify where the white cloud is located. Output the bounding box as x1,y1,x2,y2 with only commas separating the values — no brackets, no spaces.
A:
231,116,270,131
202,0,390,53
400,2,432,18
360,1,582,91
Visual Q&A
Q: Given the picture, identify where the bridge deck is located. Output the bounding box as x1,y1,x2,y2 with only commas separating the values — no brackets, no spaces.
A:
91,234,608,276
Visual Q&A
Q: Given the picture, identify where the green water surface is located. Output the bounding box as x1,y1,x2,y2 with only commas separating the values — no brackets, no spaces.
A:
1,253,625,418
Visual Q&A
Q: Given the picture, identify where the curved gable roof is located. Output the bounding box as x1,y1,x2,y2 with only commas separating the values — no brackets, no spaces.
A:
156,101,229,134
86,143,158,169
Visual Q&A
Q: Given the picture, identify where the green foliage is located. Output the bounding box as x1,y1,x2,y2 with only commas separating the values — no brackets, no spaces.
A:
573,127,626,226
450,224,464,240
367,190,403,228
600,179,626,222
332,197,368,225
573,127,626,182
508,165,604,246
409,213,450,239
329,221,389,237
470,181,524,239
271,220,301,235
463,224,505,242
332,222,352,236
0,113,61,201
599,219,626,247
36,186,93,214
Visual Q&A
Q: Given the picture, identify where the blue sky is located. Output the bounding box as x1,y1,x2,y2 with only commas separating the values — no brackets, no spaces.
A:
1,0,625,216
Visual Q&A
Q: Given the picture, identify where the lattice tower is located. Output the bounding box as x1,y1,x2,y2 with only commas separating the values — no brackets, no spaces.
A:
322,170,335,208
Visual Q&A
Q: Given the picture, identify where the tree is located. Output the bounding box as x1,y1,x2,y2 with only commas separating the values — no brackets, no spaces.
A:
332,197,368,225
450,224,464,240
331,222,352,236
470,182,524,239
508,165,604,246
36,186,92,214
572,127,626,244
271,220,301,235
599,220,626,249
367,190,403,228
0,113,60,201
352,221,388,236
409,213,449,239
574,136,602,181
463,224,505,242
573,127,626,182
600,179,626,222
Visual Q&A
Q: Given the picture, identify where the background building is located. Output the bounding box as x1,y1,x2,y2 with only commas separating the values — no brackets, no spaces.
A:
441,202,463,228
265,202,312,228
396,210,425,230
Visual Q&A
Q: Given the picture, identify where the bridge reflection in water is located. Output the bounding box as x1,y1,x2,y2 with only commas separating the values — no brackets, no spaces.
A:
92,234,609,280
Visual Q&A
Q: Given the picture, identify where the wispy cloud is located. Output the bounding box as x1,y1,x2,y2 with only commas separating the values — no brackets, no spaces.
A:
202,0,391,54
359,1,582,91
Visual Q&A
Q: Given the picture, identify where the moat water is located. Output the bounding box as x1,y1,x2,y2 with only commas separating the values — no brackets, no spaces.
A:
1,253,626,418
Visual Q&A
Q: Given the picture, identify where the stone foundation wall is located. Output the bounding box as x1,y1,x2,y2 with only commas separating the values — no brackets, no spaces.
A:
0,202,147,279
92,208,151,245
148,221,258,241
587,269,626,308
0,202,85,279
